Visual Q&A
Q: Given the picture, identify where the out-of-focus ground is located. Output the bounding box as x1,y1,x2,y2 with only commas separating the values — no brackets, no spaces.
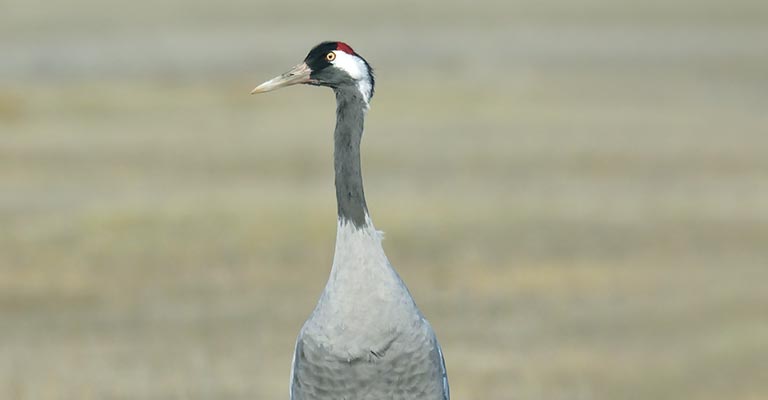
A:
2,0,768,399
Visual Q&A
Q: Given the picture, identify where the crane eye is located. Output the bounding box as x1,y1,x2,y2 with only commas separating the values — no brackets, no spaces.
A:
326,52,336,61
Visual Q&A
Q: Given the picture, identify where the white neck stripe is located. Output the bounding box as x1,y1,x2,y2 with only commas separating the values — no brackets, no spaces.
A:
331,51,373,106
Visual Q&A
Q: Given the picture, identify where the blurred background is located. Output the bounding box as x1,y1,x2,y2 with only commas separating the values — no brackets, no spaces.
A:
2,0,767,399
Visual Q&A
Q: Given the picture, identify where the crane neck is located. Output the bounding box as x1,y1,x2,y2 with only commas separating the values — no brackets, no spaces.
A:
333,86,370,228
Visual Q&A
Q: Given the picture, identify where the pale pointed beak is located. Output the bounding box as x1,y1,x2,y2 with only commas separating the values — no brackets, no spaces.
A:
250,62,313,94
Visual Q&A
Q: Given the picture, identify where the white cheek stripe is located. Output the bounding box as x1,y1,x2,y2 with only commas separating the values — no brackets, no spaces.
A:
331,51,373,105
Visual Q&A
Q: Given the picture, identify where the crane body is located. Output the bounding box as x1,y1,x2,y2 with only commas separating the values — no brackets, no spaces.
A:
252,41,449,400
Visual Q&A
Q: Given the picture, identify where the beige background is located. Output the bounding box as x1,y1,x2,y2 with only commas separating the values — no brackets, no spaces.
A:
1,0,767,399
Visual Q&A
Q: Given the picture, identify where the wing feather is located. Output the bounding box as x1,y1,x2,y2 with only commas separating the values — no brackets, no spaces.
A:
436,339,450,400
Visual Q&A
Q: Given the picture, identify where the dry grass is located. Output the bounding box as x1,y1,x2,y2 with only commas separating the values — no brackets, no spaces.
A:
2,0,768,399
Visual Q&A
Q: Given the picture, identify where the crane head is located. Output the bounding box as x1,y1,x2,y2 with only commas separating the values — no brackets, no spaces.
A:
251,41,375,103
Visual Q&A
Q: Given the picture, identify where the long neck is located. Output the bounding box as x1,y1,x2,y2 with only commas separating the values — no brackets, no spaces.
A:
333,87,369,228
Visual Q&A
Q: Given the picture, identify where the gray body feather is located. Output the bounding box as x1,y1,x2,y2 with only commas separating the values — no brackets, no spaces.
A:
290,278,449,400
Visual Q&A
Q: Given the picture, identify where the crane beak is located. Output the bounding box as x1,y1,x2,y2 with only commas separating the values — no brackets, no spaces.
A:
250,62,313,94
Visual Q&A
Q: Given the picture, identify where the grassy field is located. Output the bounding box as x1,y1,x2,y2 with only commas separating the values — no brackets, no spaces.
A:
2,0,768,399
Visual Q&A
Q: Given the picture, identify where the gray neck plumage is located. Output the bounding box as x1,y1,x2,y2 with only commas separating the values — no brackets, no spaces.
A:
333,87,369,228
